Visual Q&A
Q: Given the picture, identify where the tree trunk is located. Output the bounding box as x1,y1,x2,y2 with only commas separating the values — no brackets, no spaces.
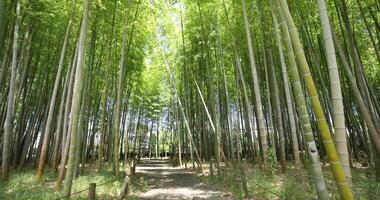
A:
268,49,286,172
62,0,90,196
242,0,268,164
57,43,78,189
113,0,133,176
277,0,353,199
316,0,352,186
36,14,73,181
0,0,6,52
1,0,19,182
274,2,329,199
271,9,301,169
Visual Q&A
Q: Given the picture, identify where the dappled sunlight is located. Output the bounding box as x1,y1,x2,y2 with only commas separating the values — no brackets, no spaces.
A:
135,159,230,200
138,188,223,200
0,0,378,199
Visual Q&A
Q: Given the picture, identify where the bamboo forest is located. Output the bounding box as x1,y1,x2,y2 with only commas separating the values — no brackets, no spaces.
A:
0,0,379,199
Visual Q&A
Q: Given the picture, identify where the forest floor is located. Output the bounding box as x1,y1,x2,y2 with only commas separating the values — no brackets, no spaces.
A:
0,160,378,199
0,159,231,200
133,159,231,200
200,161,380,200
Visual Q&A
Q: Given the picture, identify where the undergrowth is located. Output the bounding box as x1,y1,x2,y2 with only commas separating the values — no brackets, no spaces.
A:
0,165,147,200
202,161,379,200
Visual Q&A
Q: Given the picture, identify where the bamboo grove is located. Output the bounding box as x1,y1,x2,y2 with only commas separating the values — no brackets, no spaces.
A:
0,0,379,199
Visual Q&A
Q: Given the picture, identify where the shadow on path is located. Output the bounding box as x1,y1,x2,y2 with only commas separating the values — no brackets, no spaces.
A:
135,159,230,200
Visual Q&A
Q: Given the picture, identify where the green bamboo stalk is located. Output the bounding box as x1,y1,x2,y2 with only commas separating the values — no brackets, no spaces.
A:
277,0,353,199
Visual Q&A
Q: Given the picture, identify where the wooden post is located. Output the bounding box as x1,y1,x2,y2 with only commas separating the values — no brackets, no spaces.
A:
239,166,249,198
88,183,96,200
118,173,130,199
210,160,214,176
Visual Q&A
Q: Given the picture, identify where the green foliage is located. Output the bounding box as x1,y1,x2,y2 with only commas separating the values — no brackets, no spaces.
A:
323,167,380,200
1,0,379,198
0,168,61,200
268,148,278,174
278,176,314,200
204,163,380,200
0,167,147,200
159,130,172,153
201,167,241,199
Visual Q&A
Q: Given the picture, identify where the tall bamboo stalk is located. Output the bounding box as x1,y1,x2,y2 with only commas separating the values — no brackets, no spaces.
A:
62,0,90,196
273,1,329,199
1,0,20,182
316,0,351,185
242,0,268,164
277,0,353,199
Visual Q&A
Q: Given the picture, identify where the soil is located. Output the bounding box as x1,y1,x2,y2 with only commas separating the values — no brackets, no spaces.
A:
135,159,231,200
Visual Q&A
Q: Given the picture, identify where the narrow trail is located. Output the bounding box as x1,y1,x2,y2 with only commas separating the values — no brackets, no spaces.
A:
135,159,231,200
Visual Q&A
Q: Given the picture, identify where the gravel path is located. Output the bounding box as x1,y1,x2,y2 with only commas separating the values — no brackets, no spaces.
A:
135,159,230,200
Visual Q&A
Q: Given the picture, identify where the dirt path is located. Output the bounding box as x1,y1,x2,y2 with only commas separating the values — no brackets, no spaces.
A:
135,159,230,200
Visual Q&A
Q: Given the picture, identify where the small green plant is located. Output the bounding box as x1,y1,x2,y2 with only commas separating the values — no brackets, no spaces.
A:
268,148,278,174
0,166,148,200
